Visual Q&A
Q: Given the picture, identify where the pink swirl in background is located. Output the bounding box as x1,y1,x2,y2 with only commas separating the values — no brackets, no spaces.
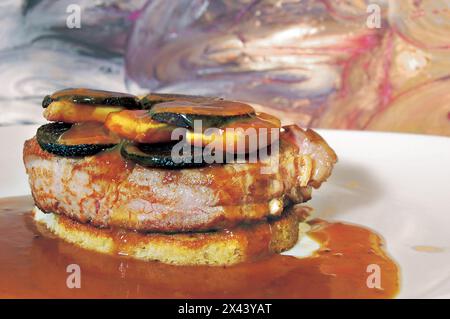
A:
125,0,450,136
0,0,449,136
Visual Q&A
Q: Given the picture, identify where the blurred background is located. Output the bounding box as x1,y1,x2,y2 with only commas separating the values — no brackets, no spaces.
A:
0,0,449,136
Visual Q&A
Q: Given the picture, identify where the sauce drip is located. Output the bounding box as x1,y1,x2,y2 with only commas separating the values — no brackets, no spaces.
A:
59,122,121,145
0,196,399,298
150,100,255,116
51,88,135,99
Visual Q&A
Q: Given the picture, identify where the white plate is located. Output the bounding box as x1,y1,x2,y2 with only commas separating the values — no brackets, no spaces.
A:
2,125,450,299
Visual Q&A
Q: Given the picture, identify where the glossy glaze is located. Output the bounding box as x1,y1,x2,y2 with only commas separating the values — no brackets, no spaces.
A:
0,196,399,298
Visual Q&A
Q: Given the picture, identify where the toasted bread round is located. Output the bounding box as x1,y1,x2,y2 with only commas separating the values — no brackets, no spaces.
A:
33,205,306,266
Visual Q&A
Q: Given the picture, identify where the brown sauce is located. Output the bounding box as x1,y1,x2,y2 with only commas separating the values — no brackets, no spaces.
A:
51,88,136,100
151,100,255,116
0,196,399,299
59,122,121,145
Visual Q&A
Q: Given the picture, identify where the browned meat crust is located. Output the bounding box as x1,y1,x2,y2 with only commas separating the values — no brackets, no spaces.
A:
24,125,336,232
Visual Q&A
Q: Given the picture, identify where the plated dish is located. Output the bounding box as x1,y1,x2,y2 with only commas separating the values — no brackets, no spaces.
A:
26,88,339,266
1,89,449,298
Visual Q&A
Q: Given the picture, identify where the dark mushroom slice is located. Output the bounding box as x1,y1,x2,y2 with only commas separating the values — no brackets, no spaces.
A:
149,100,256,129
36,122,118,157
42,88,141,123
120,141,207,169
42,88,141,109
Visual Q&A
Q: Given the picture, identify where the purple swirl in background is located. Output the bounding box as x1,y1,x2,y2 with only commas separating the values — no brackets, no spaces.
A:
0,0,449,136
0,0,141,124
124,0,450,135
125,0,379,126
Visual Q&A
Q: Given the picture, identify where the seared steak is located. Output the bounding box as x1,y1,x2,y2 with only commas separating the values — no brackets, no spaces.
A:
24,125,336,232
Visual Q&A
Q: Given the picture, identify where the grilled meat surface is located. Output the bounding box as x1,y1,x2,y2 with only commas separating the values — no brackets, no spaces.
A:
24,125,336,232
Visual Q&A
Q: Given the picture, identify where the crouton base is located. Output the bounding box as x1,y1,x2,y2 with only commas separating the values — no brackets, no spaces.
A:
33,205,305,266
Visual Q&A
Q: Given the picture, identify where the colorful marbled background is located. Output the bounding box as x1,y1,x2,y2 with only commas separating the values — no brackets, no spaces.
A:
1,0,449,136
